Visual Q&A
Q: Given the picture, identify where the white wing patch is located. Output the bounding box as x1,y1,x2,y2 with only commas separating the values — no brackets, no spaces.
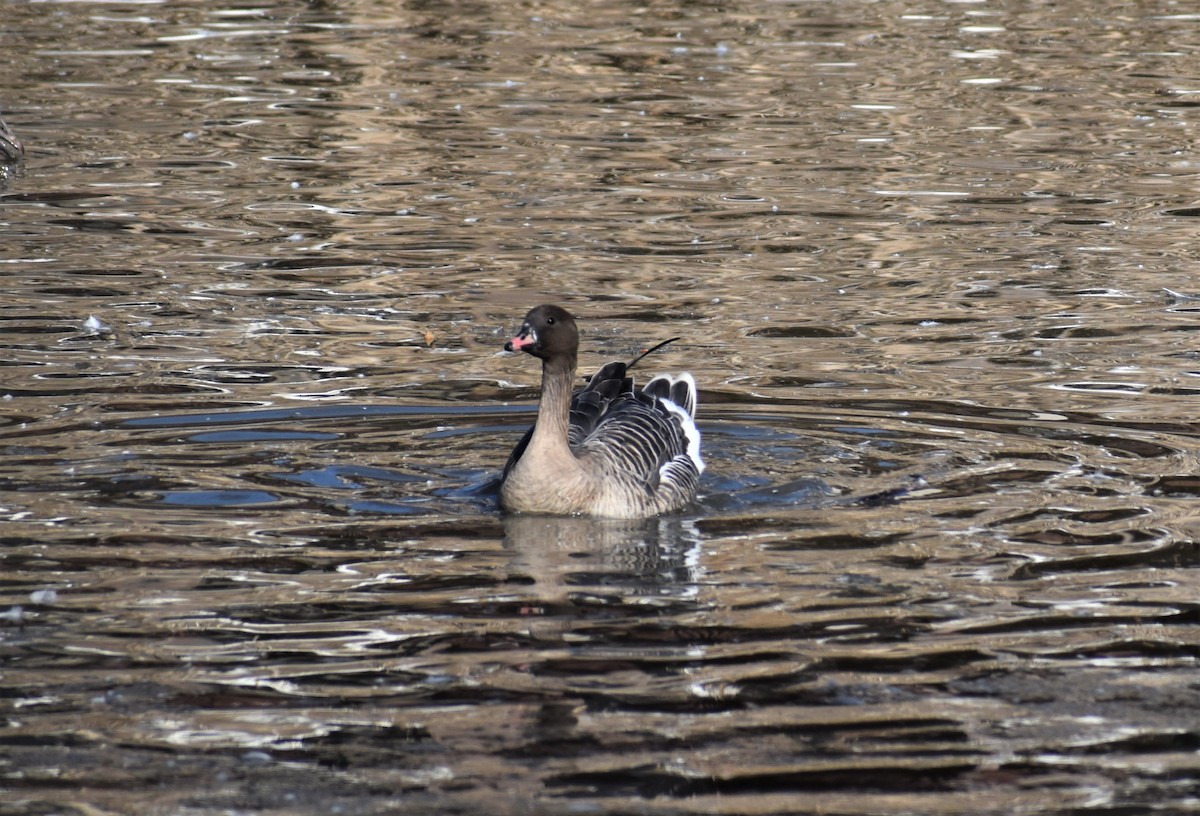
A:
652,373,705,475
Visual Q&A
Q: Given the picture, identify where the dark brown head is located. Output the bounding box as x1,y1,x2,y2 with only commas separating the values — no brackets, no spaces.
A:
504,304,579,363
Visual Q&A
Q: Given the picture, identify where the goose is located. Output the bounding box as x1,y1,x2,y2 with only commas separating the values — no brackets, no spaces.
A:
499,304,704,518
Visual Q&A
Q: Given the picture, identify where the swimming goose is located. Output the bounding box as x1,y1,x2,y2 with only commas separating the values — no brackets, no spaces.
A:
499,304,704,518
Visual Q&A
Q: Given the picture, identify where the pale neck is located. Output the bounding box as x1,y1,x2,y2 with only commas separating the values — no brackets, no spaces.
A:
530,353,576,451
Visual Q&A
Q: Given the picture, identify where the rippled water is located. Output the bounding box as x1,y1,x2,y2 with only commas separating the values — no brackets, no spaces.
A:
4,1,1200,813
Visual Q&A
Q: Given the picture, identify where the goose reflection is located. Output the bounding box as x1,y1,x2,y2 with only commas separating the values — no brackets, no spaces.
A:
502,514,703,607
0,110,21,163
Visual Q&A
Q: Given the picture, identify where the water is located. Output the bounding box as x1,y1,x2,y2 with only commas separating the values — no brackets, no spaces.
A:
3,1,1200,813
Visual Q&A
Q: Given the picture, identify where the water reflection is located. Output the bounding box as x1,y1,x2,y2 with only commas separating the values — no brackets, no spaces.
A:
0,108,21,168
503,513,703,606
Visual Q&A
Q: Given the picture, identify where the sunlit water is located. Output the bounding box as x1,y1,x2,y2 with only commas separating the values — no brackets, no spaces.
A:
4,1,1200,814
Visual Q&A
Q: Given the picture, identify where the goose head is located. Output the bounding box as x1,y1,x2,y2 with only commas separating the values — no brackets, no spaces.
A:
505,304,579,362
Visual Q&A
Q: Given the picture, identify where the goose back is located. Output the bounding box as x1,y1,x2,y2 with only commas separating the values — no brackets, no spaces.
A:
574,372,703,514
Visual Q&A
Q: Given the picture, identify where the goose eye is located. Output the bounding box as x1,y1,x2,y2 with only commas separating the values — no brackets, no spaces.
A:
546,316,555,325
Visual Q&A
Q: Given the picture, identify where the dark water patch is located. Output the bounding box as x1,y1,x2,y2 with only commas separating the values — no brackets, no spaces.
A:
746,325,856,339
1010,538,1200,579
158,490,283,507
546,759,976,798
2,382,227,398
270,464,425,490
764,532,910,552
998,506,1150,526
190,429,340,443
120,403,518,429
341,498,433,515
1145,475,1200,497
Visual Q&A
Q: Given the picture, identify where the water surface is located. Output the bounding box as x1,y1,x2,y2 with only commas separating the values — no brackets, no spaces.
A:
3,1,1200,813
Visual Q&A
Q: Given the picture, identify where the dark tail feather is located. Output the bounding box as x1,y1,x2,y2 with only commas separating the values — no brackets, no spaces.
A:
627,337,681,371
582,337,682,383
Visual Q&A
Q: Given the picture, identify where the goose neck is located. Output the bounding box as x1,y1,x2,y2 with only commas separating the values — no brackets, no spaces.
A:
534,353,576,438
